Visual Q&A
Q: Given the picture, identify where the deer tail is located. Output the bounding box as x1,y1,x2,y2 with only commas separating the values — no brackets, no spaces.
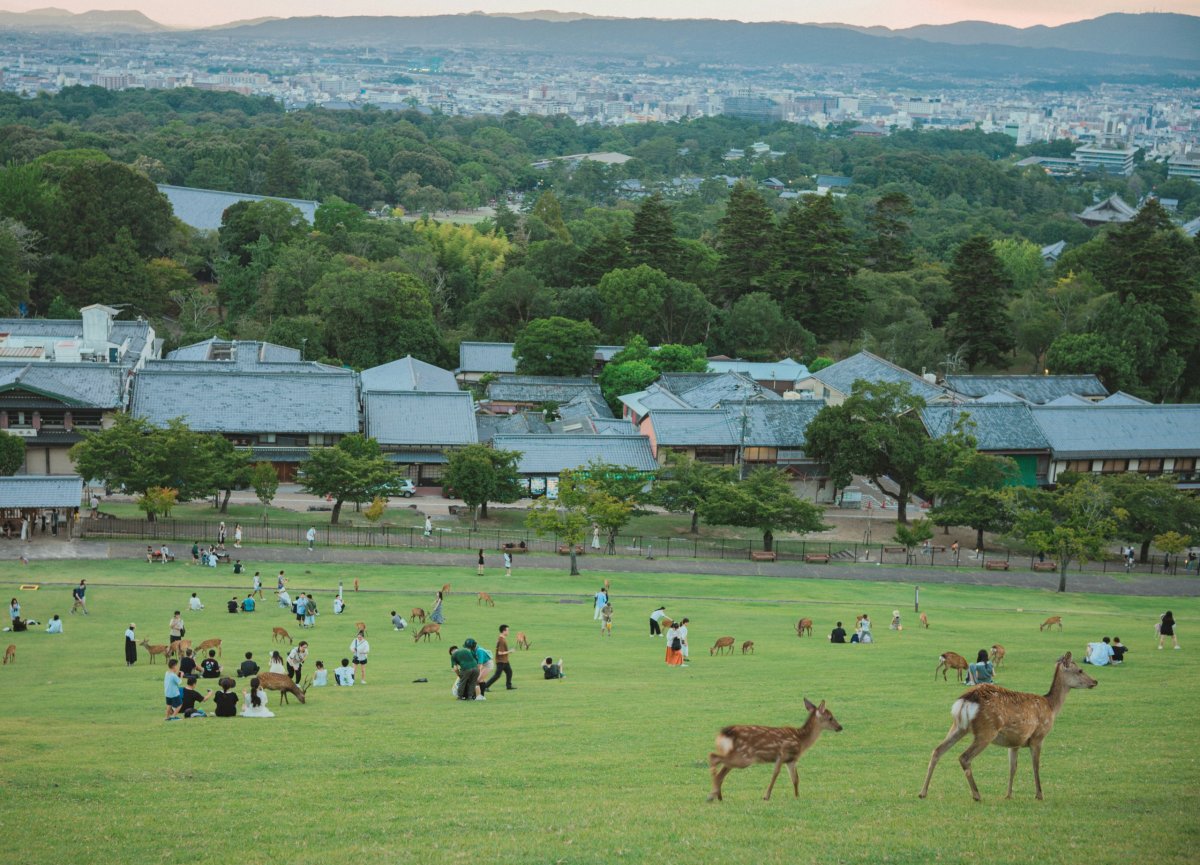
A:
714,728,737,755
951,698,979,731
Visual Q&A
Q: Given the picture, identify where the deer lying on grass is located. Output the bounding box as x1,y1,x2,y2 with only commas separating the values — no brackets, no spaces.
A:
990,644,1006,669
796,618,813,637
410,608,426,624
515,631,531,650
1040,616,1063,632
140,639,169,664
257,672,311,705
707,698,842,802
195,638,222,657
478,592,494,607
741,641,755,655
3,644,14,664
919,652,1096,801
935,651,969,682
413,623,441,642
919,612,930,629
711,636,735,655
168,639,191,658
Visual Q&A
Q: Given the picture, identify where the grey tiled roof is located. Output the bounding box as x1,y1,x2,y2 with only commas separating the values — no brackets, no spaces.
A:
487,376,601,404
0,475,83,508
165,340,304,365
0,362,126,407
477,411,549,443
806,351,946,402
648,409,739,446
458,341,518,374
360,356,459,393
922,404,1050,452
656,372,719,395
157,184,318,232
1098,392,1150,406
558,389,614,420
681,372,782,409
0,316,153,364
492,434,658,474
591,418,638,435
1043,394,1093,406
619,383,691,417
131,369,359,434
364,391,478,446
1031,405,1200,459
945,374,1108,404
734,400,825,447
706,358,809,382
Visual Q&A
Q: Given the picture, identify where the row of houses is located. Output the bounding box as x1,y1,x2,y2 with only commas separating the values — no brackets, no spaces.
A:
1,313,1196,498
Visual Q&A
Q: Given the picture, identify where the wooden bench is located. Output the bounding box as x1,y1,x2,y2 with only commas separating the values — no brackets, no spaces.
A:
501,544,528,554
883,546,906,553
557,545,585,556
749,550,777,562
147,552,175,563
930,545,948,553
984,560,1010,571
215,553,232,565
804,553,832,564
1032,561,1058,572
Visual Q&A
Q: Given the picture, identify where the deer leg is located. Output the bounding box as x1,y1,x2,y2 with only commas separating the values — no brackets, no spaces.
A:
787,761,800,798
1031,741,1044,800
1006,748,1018,799
958,737,990,802
919,724,968,798
708,764,732,802
763,757,784,801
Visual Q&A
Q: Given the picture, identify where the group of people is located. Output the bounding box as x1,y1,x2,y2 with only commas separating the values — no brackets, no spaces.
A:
449,624,518,701
1084,636,1129,666
829,615,874,644
162,661,273,720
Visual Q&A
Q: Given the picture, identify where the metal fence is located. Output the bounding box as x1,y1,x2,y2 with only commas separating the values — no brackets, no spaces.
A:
79,516,1192,575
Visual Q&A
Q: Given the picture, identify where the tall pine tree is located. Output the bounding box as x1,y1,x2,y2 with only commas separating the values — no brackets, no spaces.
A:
627,192,683,278
946,235,1015,369
713,182,775,308
773,195,861,340
865,191,915,272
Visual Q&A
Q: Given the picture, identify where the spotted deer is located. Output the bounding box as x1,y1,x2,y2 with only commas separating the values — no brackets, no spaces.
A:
413,623,441,642
3,644,14,664
195,638,222,657
935,651,969,682
272,627,293,644
1040,616,1063,632
796,618,813,637
477,592,494,607
990,644,1006,669
919,652,1097,801
711,636,735,655
707,698,843,802
258,672,311,705
741,641,755,655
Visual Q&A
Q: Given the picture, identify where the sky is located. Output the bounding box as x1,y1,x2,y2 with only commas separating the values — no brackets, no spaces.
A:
1,0,1198,30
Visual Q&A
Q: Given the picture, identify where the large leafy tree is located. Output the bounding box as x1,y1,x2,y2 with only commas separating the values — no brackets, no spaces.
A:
442,445,524,528
651,449,736,533
1009,476,1123,592
773,194,861,338
720,292,814,362
945,235,1015,369
526,469,592,575
923,431,1019,550
700,468,827,552
0,432,26,475
803,380,933,524
207,436,252,514
218,198,308,266
1101,473,1200,564
55,160,172,260
713,181,775,307
297,434,393,525
513,316,600,376
251,462,280,522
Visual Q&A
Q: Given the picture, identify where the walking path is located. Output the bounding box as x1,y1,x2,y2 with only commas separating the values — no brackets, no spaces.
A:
3,539,1195,598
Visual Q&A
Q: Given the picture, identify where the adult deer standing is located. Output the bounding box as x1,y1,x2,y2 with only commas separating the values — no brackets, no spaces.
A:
918,652,1096,801
796,618,813,637
707,698,842,802
1040,616,1063,632
935,651,969,682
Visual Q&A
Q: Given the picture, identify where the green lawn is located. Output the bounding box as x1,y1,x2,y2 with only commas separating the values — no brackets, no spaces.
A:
1,560,1196,864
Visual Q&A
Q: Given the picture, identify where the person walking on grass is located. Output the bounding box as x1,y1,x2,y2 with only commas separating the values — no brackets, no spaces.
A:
350,630,370,685
306,526,316,552
504,551,512,578
1158,611,1180,650
71,580,87,615
484,624,515,692
233,523,242,549
430,591,445,625
600,602,613,636
477,549,485,577
677,618,690,666
594,587,608,621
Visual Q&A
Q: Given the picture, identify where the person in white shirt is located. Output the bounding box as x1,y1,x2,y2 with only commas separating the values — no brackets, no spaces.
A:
334,659,355,686
677,618,690,665
333,597,345,615
350,631,370,685
306,526,316,551
188,593,204,611
312,661,328,686
1085,637,1115,666
45,614,62,634
277,588,291,609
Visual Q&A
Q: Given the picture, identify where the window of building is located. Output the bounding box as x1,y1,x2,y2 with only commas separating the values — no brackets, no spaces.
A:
1138,458,1163,474
1101,459,1128,474
308,434,338,447
693,448,733,464
743,447,778,463
39,412,65,428
259,433,276,444
1172,457,1196,472
1063,460,1093,474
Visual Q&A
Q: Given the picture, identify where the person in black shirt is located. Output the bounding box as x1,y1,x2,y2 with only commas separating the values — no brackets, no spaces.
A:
199,650,222,679
830,622,848,644
227,597,239,614
212,677,238,717
180,677,211,717
179,649,198,679
237,652,259,678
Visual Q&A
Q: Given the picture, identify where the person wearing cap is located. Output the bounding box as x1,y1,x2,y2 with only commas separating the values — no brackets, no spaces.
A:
124,623,137,666
452,639,482,701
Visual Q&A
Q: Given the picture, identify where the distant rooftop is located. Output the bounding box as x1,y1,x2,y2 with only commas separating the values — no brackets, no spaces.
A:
157,184,319,231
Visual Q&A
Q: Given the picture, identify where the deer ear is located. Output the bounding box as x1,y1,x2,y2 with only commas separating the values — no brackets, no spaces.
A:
1061,652,1072,663
817,700,826,711
803,698,816,712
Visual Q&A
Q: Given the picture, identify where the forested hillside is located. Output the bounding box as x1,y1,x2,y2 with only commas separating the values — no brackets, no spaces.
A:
0,87,1197,400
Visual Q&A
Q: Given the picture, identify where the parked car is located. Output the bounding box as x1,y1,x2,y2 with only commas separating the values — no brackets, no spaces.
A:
371,477,416,498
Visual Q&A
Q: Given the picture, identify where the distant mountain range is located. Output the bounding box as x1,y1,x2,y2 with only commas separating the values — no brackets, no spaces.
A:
0,9,1195,69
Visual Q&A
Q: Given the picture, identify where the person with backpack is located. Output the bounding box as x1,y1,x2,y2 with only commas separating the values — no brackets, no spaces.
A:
664,621,684,666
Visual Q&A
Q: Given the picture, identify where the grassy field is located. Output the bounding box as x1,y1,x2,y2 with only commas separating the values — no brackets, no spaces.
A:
0,559,1196,864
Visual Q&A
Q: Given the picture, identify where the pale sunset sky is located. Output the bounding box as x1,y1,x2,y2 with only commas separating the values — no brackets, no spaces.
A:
0,0,1197,29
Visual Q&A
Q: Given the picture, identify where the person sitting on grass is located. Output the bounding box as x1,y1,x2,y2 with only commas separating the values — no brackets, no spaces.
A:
967,649,994,684
240,677,274,718
334,658,355,686
179,649,198,679
237,652,259,678
1111,636,1129,664
241,594,255,613
542,657,565,679
391,611,406,631
180,677,210,718
227,596,239,614
213,677,238,717
313,660,328,686
830,622,847,644
188,593,204,612
1085,637,1114,666
199,650,222,679
45,614,63,634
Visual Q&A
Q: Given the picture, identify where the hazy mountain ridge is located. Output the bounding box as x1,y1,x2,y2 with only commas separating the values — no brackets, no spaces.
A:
0,6,166,32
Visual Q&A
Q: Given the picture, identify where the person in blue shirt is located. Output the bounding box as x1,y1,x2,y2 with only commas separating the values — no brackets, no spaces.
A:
241,594,256,613
968,649,995,684
164,659,183,720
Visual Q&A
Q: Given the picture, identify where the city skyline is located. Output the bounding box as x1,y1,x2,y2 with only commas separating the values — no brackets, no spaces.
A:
0,0,1196,31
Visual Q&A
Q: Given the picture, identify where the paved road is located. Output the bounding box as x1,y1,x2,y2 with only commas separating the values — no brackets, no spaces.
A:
6,539,1195,598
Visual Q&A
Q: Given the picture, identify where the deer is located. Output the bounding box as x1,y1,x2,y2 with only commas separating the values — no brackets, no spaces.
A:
1040,616,1063,632
990,644,1006,670
707,698,843,802
918,652,1097,801
477,592,494,607
935,651,969,682
168,639,192,658
257,672,312,705
195,638,222,657
413,623,441,642
3,644,14,664
919,612,930,629
660,616,674,632
741,641,755,655
354,622,367,636
410,608,426,624
272,627,293,644
796,618,813,637
515,631,531,650
139,639,169,664
441,583,451,594
711,636,735,656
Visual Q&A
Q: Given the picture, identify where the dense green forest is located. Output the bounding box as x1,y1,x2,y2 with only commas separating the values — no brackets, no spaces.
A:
0,87,1197,400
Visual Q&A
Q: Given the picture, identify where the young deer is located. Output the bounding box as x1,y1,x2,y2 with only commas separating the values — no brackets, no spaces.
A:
410,608,426,624
515,631,531,650
707,698,843,802
919,652,1096,801
796,618,813,637
741,641,755,655
195,638,222,657
711,636,735,655
477,592,495,607
1040,616,1063,632
139,639,169,664
935,651,969,682
257,672,311,705
413,623,441,642
3,644,14,664
990,644,1006,669
919,612,930,629
271,627,293,644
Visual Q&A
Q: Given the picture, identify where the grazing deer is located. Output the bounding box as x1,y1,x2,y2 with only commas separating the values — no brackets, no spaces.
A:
741,641,755,655
3,644,14,664
139,639,169,664
477,592,494,607
935,651,969,682
272,627,292,644
413,623,441,642
195,638,222,657
990,644,1006,669
410,608,426,624
711,636,735,656
707,698,843,802
258,672,311,705
168,639,192,658
1040,616,1063,632
603,578,611,590
441,583,451,594
796,618,813,637
919,612,930,629
918,652,1097,801
515,631,531,650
